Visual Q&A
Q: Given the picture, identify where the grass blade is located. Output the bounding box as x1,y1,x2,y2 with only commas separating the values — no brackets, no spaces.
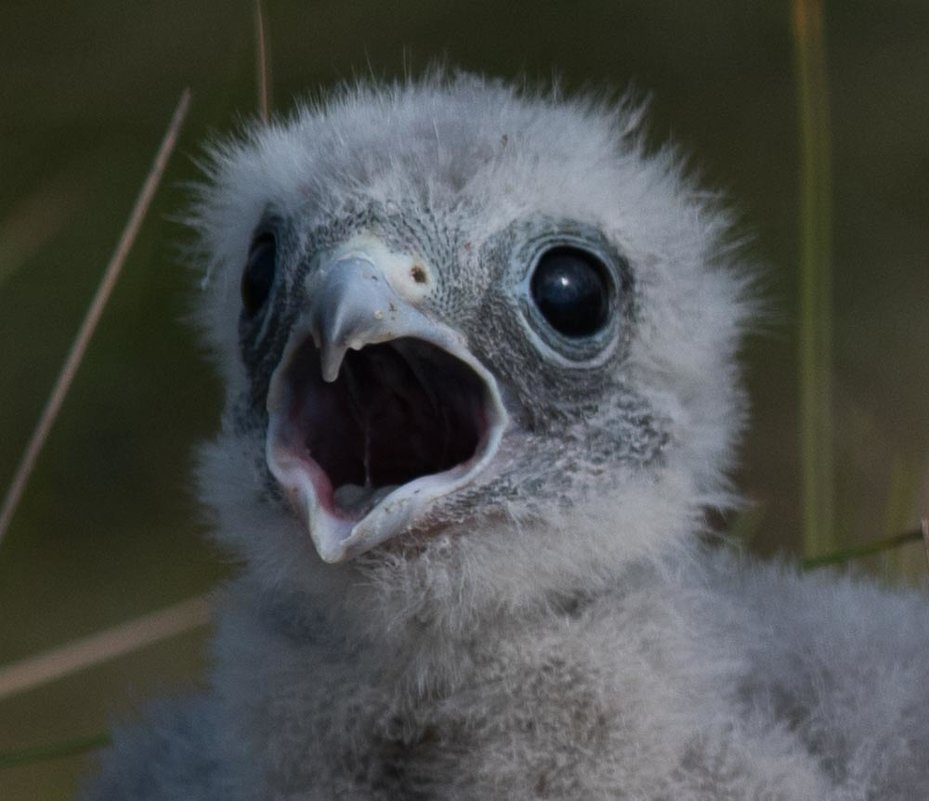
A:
801,528,924,570
922,519,929,571
0,734,110,770
792,0,836,556
0,593,210,701
0,89,191,551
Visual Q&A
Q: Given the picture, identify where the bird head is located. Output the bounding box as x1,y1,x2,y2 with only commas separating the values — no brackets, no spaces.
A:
191,75,750,625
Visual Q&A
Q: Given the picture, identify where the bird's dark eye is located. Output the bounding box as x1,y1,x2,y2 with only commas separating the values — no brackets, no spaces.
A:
241,231,277,316
530,247,610,337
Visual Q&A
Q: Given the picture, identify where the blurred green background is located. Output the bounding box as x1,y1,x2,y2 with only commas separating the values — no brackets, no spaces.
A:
1,1,927,797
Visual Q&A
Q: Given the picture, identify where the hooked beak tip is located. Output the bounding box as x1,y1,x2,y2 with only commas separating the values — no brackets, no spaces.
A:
320,345,346,383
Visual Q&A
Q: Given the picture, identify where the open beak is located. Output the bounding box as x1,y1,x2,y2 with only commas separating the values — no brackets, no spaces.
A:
265,242,508,563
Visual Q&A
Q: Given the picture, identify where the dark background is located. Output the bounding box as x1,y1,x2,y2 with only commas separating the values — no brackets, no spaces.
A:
1,2,927,797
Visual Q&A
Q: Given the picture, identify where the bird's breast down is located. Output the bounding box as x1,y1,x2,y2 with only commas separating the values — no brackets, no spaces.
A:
87,556,929,801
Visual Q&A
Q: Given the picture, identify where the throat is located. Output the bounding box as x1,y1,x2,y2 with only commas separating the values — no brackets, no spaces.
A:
288,337,487,519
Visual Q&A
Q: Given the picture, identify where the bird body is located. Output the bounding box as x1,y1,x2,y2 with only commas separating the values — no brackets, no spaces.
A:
81,75,929,801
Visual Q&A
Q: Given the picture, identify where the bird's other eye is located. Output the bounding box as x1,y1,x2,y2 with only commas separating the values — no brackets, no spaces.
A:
530,247,610,338
241,231,277,316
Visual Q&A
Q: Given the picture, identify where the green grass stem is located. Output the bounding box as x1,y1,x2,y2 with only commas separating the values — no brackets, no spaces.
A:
0,734,109,770
792,0,836,556
801,527,923,570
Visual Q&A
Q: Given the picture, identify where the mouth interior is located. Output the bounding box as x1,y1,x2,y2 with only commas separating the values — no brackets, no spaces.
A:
284,337,487,519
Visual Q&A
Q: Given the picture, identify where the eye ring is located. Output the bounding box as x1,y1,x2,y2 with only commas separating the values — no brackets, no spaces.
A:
241,229,278,317
529,246,611,338
503,222,632,368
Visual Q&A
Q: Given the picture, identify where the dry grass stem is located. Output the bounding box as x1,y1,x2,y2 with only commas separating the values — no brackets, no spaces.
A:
0,593,211,701
0,89,191,551
255,0,272,121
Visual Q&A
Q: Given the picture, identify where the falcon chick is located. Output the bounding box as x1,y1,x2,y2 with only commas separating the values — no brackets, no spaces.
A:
82,74,929,801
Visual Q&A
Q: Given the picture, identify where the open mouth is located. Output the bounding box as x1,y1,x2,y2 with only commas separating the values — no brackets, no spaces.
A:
287,336,488,518
266,333,507,561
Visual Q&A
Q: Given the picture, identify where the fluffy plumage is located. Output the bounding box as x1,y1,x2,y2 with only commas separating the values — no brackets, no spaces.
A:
81,74,929,801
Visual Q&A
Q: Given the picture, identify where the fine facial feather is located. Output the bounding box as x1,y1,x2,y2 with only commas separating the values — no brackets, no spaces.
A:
80,73,928,801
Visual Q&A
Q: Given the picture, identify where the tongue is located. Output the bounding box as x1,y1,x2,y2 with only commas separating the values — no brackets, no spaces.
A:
332,483,399,516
